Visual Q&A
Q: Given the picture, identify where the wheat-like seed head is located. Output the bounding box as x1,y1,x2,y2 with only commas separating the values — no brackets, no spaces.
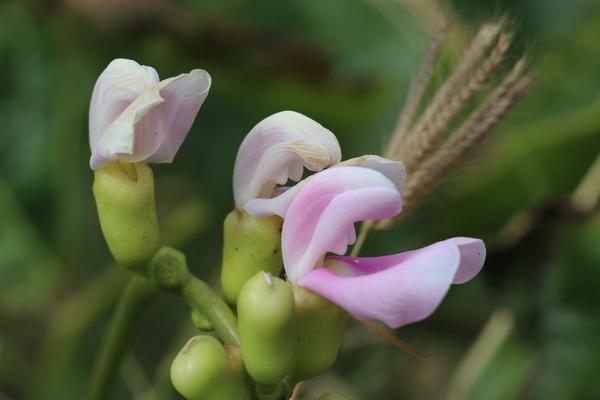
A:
386,22,449,158
401,67,532,211
374,19,532,230
396,21,505,171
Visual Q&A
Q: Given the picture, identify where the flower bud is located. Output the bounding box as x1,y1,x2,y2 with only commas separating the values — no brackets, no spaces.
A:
190,310,213,331
170,336,250,400
289,285,347,382
148,247,188,290
93,161,160,269
221,209,282,304
238,272,295,385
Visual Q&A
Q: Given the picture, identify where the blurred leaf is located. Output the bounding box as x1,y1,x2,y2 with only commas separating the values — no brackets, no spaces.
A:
0,180,60,315
534,213,600,399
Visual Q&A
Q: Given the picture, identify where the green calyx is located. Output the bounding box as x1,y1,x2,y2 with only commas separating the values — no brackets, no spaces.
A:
93,161,160,270
220,209,283,305
238,272,295,386
170,335,250,400
289,285,347,382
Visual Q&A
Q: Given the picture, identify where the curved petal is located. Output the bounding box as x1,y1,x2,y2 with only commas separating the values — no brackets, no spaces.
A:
89,60,211,169
447,237,486,283
297,237,486,328
336,155,406,193
89,59,159,155
145,69,211,163
90,88,164,169
233,111,342,208
244,155,406,219
282,167,402,281
244,182,303,218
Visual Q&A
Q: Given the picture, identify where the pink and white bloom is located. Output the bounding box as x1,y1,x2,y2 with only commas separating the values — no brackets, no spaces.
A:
232,111,342,209
246,166,486,329
244,154,406,218
89,58,211,169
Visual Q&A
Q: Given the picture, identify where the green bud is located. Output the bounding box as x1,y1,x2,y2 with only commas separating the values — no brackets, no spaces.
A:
221,209,282,305
191,310,213,331
93,161,160,270
148,247,188,290
170,336,250,400
289,285,347,382
238,272,295,385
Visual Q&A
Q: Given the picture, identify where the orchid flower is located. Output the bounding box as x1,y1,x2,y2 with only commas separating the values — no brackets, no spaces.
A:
232,111,342,209
245,166,486,329
89,58,211,169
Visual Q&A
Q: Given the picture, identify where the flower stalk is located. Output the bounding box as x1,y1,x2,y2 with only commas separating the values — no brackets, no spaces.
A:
180,276,240,346
87,275,158,400
87,248,240,399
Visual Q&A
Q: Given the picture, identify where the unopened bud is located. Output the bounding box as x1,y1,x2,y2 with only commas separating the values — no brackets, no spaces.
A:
221,209,282,304
238,272,294,385
190,310,213,331
170,336,250,400
148,247,188,290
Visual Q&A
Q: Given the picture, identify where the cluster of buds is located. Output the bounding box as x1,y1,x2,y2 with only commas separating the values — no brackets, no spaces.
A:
90,58,486,399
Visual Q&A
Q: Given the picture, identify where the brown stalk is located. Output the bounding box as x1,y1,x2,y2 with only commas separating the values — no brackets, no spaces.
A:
361,319,428,360
403,32,512,166
401,59,533,210
398,21,504,171
386,22,449,158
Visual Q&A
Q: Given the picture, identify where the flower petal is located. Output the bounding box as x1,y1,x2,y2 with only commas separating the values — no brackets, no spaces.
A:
281,166,402,281
244,182,303,218
145,69,211,163
89,59,159,161
90,88,164,169
447,237,486,283
89,59,210,169
336,155,406,193
233,111,341,208
244,155,405,219
297,237,486,328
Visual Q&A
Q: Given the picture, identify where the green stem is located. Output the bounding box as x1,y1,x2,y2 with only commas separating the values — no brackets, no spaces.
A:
86,275,157,400
180,275,240,346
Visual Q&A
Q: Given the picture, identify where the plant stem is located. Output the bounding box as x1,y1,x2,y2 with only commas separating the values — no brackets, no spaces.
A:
351,221,374,257
180,275,240,346
571,154,600,214
87,275,157,400
446,308,514,400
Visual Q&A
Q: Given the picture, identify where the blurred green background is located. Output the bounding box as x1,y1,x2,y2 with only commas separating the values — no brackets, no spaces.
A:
1,0,599,399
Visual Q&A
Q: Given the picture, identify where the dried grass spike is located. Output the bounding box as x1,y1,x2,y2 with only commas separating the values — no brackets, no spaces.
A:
386,22,449,158
400,31,513,172
398,21,504,169
401,61,533,210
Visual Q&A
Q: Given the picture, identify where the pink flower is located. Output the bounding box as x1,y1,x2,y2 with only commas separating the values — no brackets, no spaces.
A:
232,111,342,209
244,155,405,218
247,166,486,329
89,59,211,169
